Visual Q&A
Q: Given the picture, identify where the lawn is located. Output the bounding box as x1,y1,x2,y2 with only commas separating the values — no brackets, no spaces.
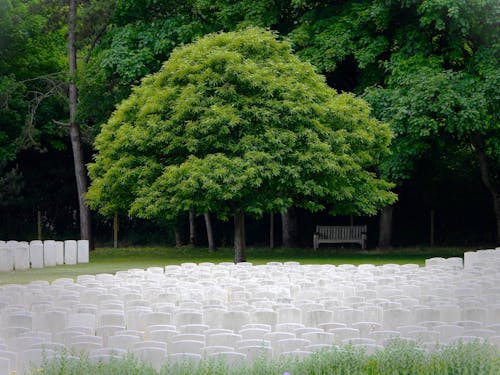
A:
0,245,473,285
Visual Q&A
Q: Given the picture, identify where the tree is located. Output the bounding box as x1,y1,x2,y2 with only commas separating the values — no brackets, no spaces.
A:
288,0,499,246
0,0,67,161
1,0,110,242
0,0,78,240
87,28,395,260
366,53,500,244
68,0,92,244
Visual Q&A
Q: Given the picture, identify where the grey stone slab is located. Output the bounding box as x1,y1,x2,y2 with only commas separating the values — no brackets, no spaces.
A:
55,241,64,265
29,241,44,269
64,240,77,265
0,248,14,272
77,240,89,263
43,240,57,267
13,244,30,271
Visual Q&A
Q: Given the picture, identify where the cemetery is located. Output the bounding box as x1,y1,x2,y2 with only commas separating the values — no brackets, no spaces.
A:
1,1,499,373
0,244,499,374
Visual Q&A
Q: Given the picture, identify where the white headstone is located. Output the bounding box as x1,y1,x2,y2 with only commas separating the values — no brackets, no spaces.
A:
29,241,44,269
77,240,89,263
0,247,14,272
463,251,477,270
0,357,10,375
43,240,57,267
55,241,64,265
13,243,30,271
64,240,77,265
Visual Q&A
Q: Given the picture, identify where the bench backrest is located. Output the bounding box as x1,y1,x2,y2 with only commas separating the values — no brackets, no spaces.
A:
316,225,366,239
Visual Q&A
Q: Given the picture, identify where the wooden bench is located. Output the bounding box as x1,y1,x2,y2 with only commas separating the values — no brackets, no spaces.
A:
313,225,367,250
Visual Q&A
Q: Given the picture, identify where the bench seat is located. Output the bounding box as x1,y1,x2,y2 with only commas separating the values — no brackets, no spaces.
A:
313,225,367,250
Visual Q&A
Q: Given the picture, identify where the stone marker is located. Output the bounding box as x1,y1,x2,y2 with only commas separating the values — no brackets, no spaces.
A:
29,241,44,269
13,243,30,270
64,240,77,265
55,241,64,265
43,240,57,267
77,240,89,263
463,251,477,270
0,247,14,272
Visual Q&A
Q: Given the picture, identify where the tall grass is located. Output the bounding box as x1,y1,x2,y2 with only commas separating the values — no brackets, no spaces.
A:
36,340,500,375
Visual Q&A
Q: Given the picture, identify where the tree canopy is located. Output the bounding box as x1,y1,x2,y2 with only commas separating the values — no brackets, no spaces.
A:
1,0,498,247
87,28,396,259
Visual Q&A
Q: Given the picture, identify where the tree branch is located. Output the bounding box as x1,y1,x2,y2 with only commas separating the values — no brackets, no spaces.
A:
19,72,66,84
17,77,67,150
53,120,70,128
84,24,108,64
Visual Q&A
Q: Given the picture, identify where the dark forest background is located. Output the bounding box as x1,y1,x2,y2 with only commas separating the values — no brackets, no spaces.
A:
1,0,498,248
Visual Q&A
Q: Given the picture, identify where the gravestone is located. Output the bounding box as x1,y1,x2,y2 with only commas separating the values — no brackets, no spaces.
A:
13,243,30,271
56,241,64,266
77,240,89,263
464,251,477,270
29,241,44,269
43,240,57,267
64,240,77,265
0,247,14,272
55,241,64,265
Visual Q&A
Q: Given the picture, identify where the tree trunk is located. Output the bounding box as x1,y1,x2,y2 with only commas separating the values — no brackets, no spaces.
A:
281,207,298,248
471,134,500,244
204,212,215,252
430,209,435,247
378,205,394,248
494,196,500,245
174,226,183,248
233,210,246,263
69,0,92,247
189,208,197,246
113,213,118,248
37,210,42,240
270,213,274,248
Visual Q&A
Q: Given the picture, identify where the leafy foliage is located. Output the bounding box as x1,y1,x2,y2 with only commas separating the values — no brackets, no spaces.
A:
77,0,298,128
0,0,67,155
0,76,26,162
87,28,395,222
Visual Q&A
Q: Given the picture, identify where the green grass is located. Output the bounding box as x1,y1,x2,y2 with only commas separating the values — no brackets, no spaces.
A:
0,245,473,285
37,340,500,375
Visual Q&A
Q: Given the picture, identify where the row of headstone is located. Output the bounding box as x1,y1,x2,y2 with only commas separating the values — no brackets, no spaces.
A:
0,240,89,272
463,248,500,270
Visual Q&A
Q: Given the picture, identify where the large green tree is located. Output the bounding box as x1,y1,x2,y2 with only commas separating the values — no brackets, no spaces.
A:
366,53,500,243
87,28,395,261
0,0,67,161
0,0,68,223
288,0,499,245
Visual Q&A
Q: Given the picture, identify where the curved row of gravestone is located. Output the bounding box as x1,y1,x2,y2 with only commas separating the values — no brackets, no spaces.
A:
0,240,89,272
0,250,499,373
425,248,500,271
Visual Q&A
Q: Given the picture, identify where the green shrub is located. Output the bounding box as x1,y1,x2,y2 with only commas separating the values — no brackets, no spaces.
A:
35,341,500,375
